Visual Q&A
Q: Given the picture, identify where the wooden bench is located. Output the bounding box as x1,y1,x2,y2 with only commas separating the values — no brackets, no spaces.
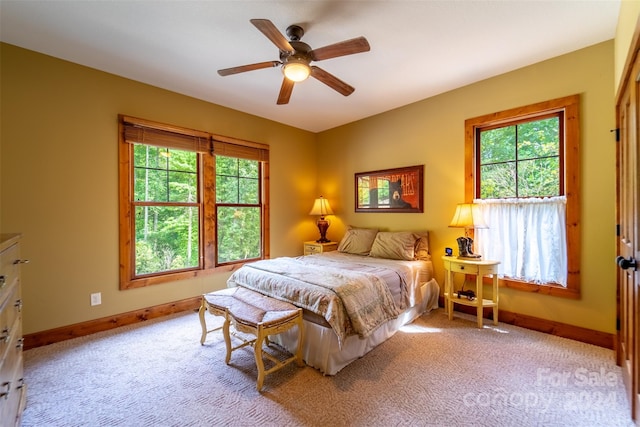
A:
198,286,304,391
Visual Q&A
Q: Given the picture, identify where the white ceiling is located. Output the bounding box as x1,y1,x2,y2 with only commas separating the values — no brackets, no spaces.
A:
0,0,620,133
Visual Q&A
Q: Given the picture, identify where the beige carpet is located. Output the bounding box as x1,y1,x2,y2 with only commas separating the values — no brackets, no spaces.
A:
21,309,632,426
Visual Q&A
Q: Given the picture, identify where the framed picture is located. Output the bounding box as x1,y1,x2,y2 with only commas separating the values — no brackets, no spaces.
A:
355,165,424,213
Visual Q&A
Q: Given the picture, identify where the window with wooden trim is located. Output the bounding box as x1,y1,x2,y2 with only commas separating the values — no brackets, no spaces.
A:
118,115,269,289
464,95,580,298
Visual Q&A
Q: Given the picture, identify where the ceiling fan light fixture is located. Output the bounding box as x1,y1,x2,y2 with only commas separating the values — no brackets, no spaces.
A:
283,60,311,82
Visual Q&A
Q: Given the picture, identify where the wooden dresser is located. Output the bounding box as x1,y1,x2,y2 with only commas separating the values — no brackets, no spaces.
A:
0,234,26,426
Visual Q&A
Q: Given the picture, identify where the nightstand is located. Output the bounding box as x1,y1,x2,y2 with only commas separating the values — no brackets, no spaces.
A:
442,256,500,328
304,241,338,255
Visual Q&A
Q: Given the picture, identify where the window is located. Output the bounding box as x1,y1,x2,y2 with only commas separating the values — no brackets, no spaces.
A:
133,145,200,276
119,115,269,289
478,114,562,198
215,156,262,265
464,95,580,298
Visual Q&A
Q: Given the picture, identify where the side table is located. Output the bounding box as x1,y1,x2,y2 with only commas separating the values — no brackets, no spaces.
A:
442,256,500,328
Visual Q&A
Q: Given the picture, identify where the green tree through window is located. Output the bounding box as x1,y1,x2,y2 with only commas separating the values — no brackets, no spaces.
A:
478,115,561,198
133,145,200,275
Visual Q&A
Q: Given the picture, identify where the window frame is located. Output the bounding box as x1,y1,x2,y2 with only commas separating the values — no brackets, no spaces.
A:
464,94,580,299
118,115,270,290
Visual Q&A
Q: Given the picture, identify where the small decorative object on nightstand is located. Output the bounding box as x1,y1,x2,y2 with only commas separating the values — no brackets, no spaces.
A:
442,255,500,328
304,241,338,256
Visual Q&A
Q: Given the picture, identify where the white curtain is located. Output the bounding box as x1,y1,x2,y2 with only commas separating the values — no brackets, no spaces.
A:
474,196,567,286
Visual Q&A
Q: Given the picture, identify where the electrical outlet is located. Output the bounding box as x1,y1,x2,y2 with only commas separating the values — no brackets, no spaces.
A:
90,292,102,306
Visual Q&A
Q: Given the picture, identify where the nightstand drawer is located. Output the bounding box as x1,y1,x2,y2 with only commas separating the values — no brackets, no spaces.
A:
305,245,321,255
449,262,479,275
303,241,338,255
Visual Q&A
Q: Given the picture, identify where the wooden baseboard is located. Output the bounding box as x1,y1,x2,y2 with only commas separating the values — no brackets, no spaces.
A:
497,310,614,349
439,296,614,349
23,296,201,351
24,296,614,351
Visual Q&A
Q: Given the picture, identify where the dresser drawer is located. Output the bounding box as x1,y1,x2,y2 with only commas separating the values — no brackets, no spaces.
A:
0,243,19,305
0,284,21,354
0,324,24,427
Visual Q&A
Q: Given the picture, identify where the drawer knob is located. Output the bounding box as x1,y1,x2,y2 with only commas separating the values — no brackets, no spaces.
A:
0,276,4,288
0,382,10,399
13,259,29,265
460,266,465,270
1,328,10,343
14,299,22,312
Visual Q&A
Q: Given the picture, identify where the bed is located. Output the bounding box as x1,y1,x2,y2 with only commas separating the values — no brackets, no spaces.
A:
226,228,440,375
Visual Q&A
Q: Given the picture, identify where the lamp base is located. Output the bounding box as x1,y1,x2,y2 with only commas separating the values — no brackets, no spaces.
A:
316,218,330,244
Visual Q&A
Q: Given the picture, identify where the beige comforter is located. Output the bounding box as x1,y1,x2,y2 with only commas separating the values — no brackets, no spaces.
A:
227,256,404,345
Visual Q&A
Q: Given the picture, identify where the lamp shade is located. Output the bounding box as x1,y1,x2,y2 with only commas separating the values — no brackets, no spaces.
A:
309,196,334,218
448,203,487,229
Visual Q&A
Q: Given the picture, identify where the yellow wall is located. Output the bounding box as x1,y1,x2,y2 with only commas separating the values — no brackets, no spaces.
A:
0,37,620,337
0,43,319,334
615,0,640,94
318,41,616,333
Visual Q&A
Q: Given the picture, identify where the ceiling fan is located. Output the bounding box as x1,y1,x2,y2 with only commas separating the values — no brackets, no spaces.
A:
218,19,370,105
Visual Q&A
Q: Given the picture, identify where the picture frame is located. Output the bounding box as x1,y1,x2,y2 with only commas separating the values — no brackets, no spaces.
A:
355,165,424,213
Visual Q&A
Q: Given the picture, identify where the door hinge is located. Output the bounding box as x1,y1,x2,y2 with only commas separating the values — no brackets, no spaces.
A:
617,224,620,236
611,128,620,142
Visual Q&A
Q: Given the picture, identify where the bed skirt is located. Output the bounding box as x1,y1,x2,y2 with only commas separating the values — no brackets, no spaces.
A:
271,278,440,375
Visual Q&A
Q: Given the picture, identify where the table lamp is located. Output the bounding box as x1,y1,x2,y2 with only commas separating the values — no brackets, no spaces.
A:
309,196,334,243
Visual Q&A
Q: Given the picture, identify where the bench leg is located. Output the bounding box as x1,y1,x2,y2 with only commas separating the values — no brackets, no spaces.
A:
222,313,232,364
294,313,304,367
198,298,208,345
254,326,267,391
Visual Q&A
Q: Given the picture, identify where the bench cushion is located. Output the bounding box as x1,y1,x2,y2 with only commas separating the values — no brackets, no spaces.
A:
203,287,299,328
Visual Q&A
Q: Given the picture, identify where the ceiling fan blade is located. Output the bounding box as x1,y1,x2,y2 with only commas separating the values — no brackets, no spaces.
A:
250,19,294,53
309,37,370,61
217,61,280,76
310,66,355,96
277,78,295,105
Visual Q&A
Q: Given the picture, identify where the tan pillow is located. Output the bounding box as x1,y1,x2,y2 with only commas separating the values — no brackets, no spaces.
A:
414,231,430,261
369,231,417,260
337,226,379,255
